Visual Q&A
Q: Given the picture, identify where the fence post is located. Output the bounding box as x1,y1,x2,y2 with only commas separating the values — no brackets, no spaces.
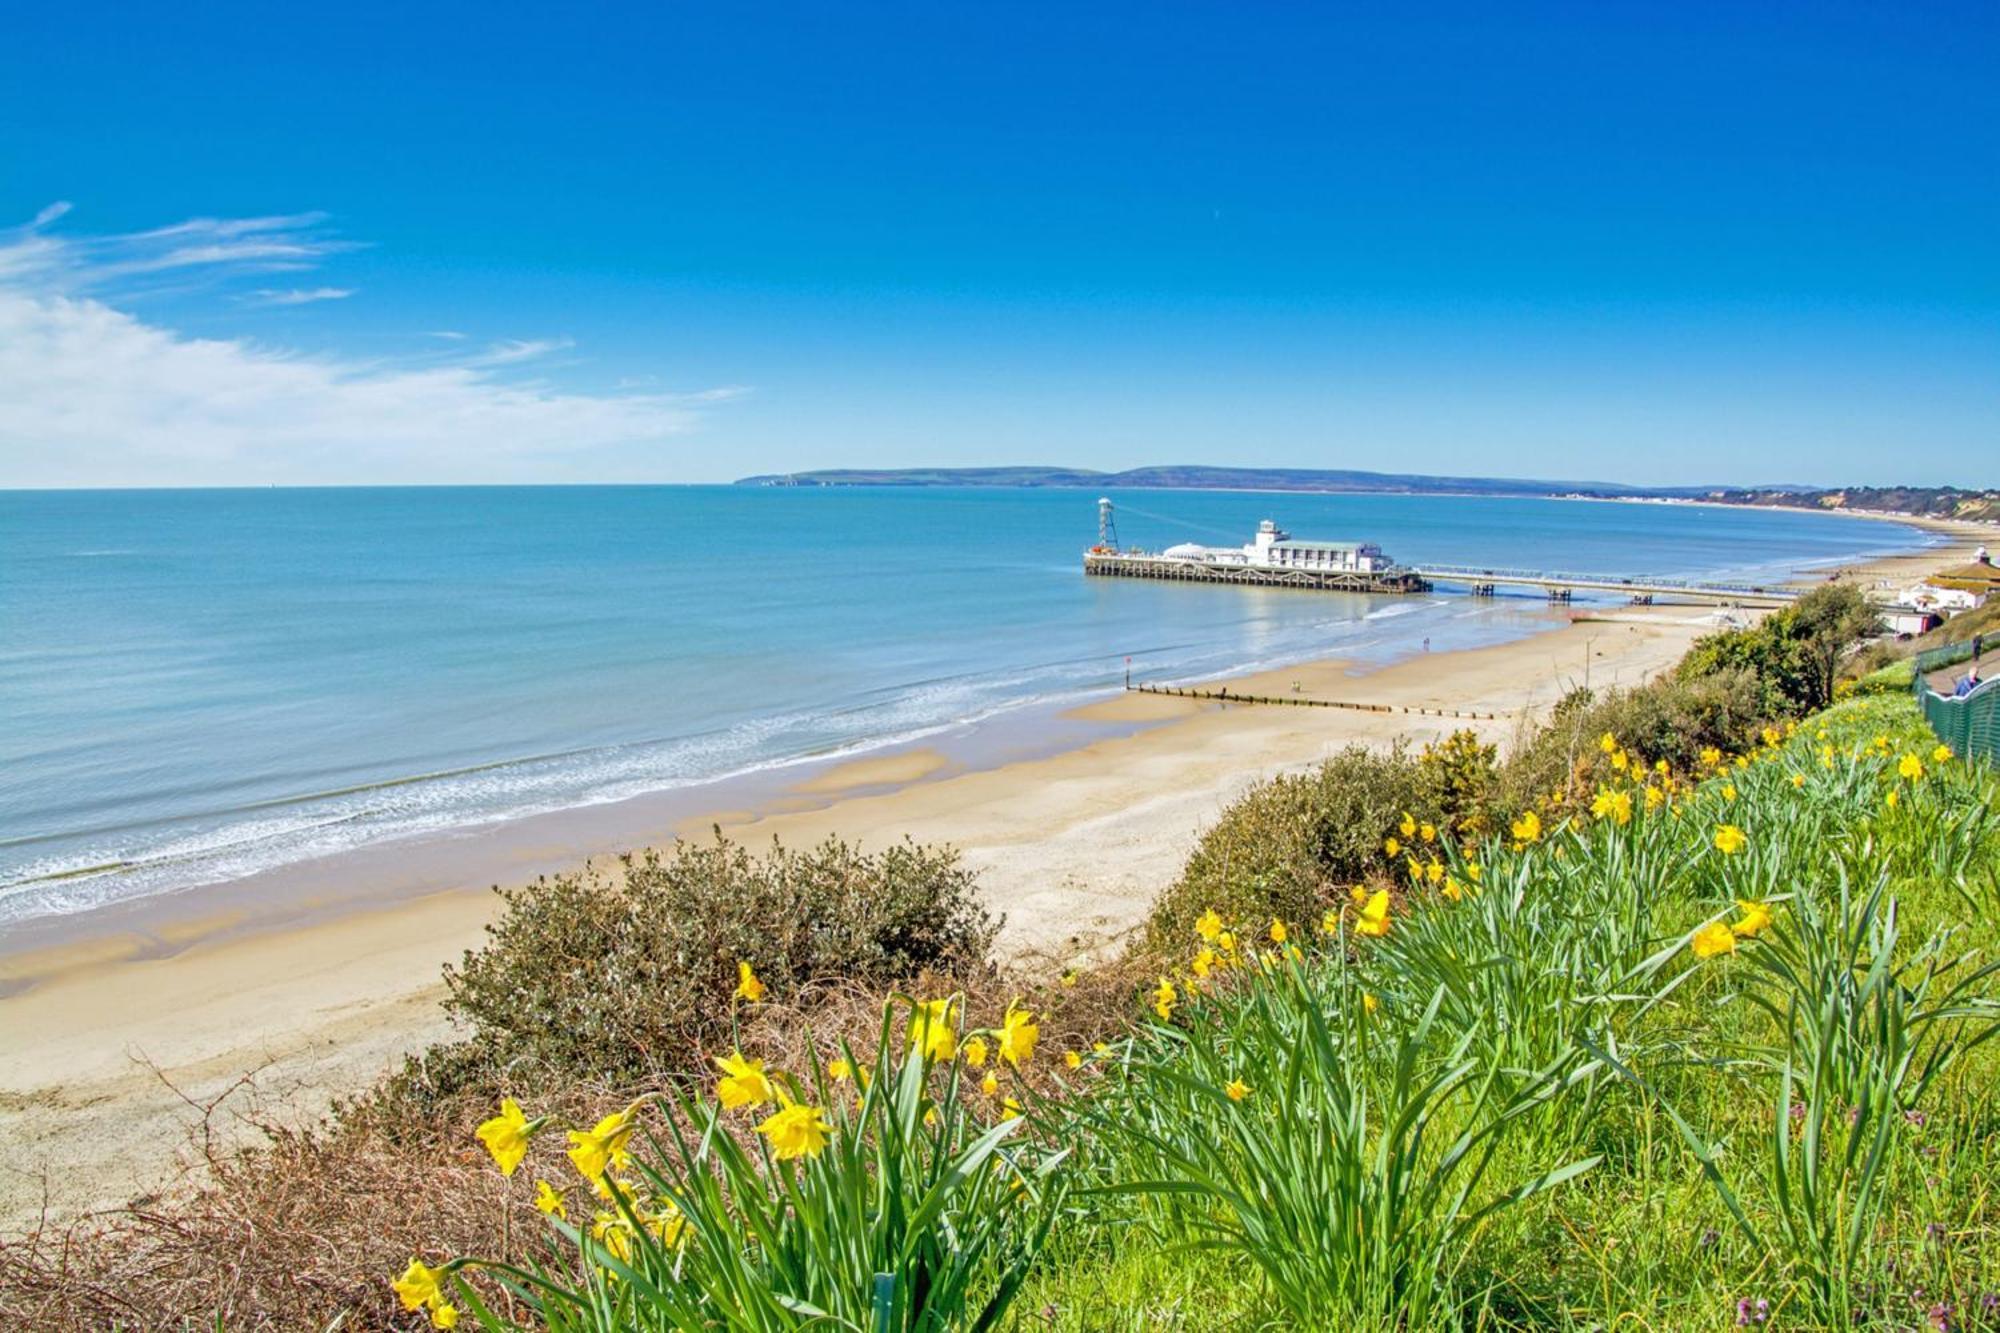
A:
872,1272,896,1332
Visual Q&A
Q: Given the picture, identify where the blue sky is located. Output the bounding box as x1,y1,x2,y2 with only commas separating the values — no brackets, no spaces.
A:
2,2,1995,487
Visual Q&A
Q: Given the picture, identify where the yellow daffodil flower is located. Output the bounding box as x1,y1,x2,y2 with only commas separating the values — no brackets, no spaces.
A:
998,1002,1040,1067
961,1036,988,1068
1898,754,1923,782
1225,1078,1249,1101
1731,899,1772,938
1509,810,1542,843
1064,1050,1083,1070
393,1258,446,1312
1600,732,1618,754
1384,835,1401,858
1398,812,1417,838
1320,908,1341,935
909,998,958,1062
1713,824,1747,856
1195,908,1223,941
756,1094,831,1161
475,1096,542,1177
1419,821,1436,843
1356,889,1392,938
566,1109,636,1183
534,1179,566,1219
1691,922,1737,959
1932,743,1953,763
1268,917,1287,944
432,1305,460,1330
981,1071,1000,1097
1192,946,1216,978
734,959,766,1003
714,1052,776,1110
1153,976,1178,1021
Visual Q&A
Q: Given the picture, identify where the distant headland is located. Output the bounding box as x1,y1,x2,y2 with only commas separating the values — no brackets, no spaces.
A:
735,465,2000,523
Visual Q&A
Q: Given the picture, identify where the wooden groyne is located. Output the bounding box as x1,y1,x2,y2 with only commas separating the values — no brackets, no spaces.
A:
1127,682,1507,721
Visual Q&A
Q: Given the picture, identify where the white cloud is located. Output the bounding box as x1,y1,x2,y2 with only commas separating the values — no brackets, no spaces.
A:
245,286,355,306
0,206,738,486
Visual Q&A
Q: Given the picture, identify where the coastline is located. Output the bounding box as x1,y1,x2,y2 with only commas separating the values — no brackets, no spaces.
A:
0,520,1982,1234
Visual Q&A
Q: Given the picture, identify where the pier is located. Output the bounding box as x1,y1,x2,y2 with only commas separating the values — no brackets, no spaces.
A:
1083,551,1429,595
1409,564,1800,606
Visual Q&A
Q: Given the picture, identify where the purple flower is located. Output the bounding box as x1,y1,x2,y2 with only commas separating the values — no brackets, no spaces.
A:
1905,1107,1930,1128
1927,1299,1953,1331
1736,1296,1770,1326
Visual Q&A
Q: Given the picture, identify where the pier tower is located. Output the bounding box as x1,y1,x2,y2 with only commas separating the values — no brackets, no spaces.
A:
1095,497,1119,552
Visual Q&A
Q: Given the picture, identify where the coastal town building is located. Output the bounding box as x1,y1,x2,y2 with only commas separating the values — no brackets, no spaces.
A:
1159,520,1394,573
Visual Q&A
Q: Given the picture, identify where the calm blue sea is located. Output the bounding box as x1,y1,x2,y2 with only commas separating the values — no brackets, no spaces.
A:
0,486,1928,926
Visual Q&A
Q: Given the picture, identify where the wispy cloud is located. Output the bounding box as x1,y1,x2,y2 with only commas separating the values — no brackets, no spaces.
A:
245,286,355,306
0,205,739,486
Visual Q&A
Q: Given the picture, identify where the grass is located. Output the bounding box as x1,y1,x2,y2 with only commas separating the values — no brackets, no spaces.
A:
4,691,1997,1330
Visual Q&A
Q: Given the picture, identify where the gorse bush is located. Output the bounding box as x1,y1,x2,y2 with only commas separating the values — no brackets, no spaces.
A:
441,836,998,1086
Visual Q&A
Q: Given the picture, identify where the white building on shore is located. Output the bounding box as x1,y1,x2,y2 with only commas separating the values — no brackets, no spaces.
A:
1161,519,1394,573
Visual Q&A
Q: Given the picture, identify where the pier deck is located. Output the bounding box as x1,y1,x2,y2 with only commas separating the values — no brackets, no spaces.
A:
1083,552,1429,595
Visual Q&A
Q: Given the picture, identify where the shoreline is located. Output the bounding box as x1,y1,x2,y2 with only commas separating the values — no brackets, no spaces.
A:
0,520,1983,1233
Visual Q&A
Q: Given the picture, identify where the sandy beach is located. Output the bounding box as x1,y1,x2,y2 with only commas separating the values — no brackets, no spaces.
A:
0,518,1984,1235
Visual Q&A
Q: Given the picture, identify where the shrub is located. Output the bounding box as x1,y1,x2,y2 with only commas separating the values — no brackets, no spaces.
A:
1146,744,1432,950
438,835,998,1088
1680,585,1881,716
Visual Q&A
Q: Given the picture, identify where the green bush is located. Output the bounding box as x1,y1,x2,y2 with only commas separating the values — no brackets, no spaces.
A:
1680,584,1881,716
438,835,997,1087
1146,744,1432,949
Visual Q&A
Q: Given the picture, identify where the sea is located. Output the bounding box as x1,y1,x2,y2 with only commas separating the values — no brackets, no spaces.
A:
0,485,1931,928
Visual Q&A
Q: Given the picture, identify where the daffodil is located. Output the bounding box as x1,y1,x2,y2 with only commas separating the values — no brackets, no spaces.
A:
756,1094,832,1161
1356,889,1391,937
961,1036,988,1068
1225,1078,1249,1101
1790,773,1806,789
1419,821,1436,843
1600,732,1618,754
1425,859,1444,883
1692,922,1737,959
714,1051,776,1110
1731,899,1773,938
1064,1050,1083,1070
1510,809,1542,843
534,1179,566,1219
1885,789,1900,809
981,1071,1000,1097
393,1258,446,1312
1721,783,1737,802
999,1002,1040,1067
828,1056,854,1081
1713,824,1747,856
1932,743,1953,763
1153,976,1178,1021
1398,811,1417,838
1267,918,1287,944
909,997,958,1062
1611,749,1629,772
566,1109,636,1183
1002,1096,1024,1118
1192,946,1216,978
1898,753,1924,782
642,1199,687,1248
474,1096,543,1177
1320,908,1341,935
432,1304,460,1330
1700,746,1722,768
1362,992,1380,1014
734,959,766,1003
1440,875,1464,902
1195,908,1223,941
1384,835,1402,858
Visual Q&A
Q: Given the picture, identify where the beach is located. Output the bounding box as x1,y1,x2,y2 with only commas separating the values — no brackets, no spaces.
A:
0,518,1984,1235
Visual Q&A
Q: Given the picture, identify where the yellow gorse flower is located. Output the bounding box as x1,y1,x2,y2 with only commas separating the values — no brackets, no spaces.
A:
909,997,959,1062
566,1108,637,1184
1691,922,1737,960
714,1051,776,1110
734,959,766,1003
475,1096,541,1177
999,1002,1040,1067
756,1094,832,1161
1356,889,1392,938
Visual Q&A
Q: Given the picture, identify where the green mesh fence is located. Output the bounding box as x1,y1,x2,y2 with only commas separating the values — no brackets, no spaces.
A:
1914,639,1996,765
